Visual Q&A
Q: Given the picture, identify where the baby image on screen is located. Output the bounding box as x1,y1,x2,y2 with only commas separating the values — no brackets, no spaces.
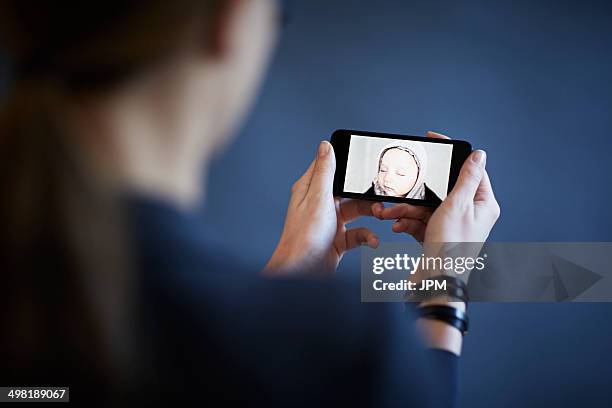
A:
343,135,453,205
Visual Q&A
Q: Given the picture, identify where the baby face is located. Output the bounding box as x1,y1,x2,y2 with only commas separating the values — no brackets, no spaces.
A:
376,148,419,197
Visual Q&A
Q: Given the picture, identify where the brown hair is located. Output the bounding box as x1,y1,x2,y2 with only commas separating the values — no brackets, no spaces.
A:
0,0,223,392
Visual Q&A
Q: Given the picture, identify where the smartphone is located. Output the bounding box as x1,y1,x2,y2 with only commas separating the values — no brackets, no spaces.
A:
331,129,472,207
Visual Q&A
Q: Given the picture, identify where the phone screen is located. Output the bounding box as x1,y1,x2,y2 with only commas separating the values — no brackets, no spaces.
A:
331,130,471,207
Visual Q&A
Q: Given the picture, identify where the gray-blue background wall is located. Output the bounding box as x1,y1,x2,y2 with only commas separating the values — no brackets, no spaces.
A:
202,1,612,406
1,0,609,406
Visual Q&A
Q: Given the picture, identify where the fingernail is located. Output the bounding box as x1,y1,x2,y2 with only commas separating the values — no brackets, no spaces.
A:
373,202,382,217
318,141,330,157
365,234,378,246
472,150,486,165
371,235,380,248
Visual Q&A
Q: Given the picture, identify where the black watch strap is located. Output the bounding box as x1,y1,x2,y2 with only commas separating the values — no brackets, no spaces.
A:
415,304,469,335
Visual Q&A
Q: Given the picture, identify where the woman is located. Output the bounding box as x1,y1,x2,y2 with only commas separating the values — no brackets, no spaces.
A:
364,141,442,205
0,0,500,406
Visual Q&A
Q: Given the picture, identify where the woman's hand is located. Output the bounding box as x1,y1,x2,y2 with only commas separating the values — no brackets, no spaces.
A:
373,131,500,356
372,131,500,244
264,141,379,276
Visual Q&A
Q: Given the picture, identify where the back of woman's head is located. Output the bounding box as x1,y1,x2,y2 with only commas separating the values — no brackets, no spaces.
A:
0,1,223,90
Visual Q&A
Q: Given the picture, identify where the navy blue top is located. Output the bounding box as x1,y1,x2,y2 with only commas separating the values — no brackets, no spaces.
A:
128,195,459,407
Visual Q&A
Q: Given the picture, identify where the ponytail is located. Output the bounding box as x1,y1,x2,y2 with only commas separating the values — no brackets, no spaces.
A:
0,76,130,391
0,77,66,244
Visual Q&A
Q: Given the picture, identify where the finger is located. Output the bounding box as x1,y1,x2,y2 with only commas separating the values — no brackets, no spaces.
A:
426,131,451,140
290,158,316,199
475,169,501,219
378,203,432,223
345,227,379,250
307,141,336,198
474,168,495,204
339,199,375,223
392,218,426,241
447,150,486,205
371,202,385,219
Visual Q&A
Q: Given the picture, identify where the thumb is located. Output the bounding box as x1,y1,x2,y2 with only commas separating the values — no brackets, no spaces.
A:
447,150,486,204
308,141,336,198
